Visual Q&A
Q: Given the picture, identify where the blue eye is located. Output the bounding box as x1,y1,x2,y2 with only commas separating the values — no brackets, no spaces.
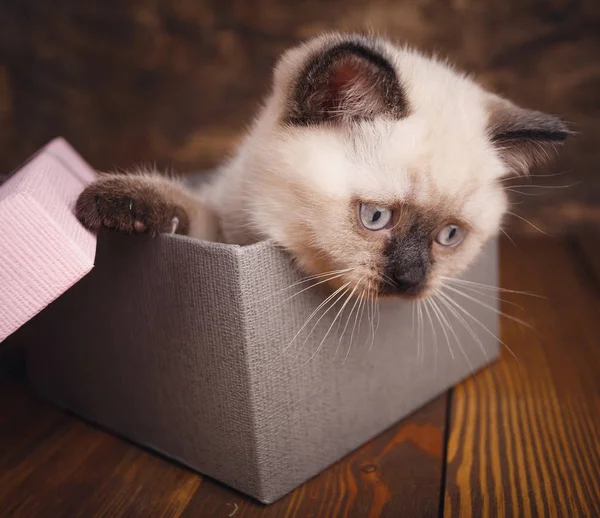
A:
359,203,393,231
435,224,465,247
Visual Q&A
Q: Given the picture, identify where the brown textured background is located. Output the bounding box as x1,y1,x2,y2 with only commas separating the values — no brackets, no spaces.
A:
1,0,599,234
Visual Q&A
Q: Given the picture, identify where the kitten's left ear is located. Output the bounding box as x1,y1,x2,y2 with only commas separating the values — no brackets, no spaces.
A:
487,95,572,175
280,35,408,126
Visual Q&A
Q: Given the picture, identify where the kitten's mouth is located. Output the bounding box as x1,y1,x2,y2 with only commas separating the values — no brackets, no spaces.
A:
378,275,430,300
363,283,433,302
324,272,431,301
378,284,431,300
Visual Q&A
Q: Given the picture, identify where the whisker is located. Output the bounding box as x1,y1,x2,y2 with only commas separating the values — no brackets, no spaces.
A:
504,188,547,196
280,282,350,358
499,171,567,183
434,294,475,370
286,268,354,286
437,290,520,365
442,281,524,310
380,273,397,288
294,283,352,363
335,277,364,359
428,296,459,363
365,288,372,350
435,291,489,362
503,183,579,189
423,299,439,370
259,268,354,302
442,285,534,330
506,211,548,235
344,291,366,364
499,227,519,250
278,273,348,305
374,293,381,342
358,289,368,346
368,287,377,351
303,283,358,365
415,301,421,364
416,301,425,367
411,300,416,339
440,276,544,298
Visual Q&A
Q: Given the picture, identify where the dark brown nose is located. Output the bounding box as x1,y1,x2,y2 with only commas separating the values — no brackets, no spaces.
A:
382,230,431,296
392,266,426,295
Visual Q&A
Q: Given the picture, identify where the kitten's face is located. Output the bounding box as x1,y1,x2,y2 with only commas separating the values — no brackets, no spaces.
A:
246,34,569,299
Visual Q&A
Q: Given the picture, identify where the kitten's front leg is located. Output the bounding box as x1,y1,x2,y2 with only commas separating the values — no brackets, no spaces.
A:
76,173,209,237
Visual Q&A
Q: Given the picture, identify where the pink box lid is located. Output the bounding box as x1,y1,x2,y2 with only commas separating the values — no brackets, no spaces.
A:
0,138,98,342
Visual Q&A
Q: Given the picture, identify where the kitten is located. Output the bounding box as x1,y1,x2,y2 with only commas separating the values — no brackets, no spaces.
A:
76,33,570,299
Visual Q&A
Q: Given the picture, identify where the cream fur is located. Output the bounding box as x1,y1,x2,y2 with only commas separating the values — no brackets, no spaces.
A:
186,32,566,297
192,33,511,296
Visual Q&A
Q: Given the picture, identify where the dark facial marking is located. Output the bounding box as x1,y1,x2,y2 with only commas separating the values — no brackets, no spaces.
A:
382,225,432,296
286,39,408,126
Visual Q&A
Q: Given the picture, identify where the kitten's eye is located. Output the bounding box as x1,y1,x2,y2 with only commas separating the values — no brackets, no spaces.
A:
435,224,465,247
359,203,393,231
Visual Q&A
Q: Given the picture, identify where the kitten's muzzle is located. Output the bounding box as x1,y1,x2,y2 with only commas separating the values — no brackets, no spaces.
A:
378,264,427,297
390,266,427,295
382,233,431,297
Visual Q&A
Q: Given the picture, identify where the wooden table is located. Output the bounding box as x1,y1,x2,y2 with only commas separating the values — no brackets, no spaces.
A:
1,234,599,517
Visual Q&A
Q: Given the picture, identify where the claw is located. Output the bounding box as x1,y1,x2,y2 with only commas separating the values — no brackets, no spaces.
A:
170,216,179,234
134,220,147,233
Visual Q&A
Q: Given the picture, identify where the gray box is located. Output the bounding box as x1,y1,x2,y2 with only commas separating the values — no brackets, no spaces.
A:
24,232,499,503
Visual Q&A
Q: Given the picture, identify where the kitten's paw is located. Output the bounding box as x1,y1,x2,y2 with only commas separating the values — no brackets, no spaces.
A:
75,175,189,236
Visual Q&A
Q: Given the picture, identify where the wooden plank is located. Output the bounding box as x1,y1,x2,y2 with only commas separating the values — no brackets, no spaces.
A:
179,395,447,518
0,370,447,517
572,230,600,296
0,377,204,518
443,236,600,517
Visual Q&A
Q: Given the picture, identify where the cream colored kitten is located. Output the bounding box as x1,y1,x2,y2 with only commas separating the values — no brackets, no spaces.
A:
76,33,570,299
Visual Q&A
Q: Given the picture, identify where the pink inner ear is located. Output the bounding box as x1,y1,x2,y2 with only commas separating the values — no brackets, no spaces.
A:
330,61,362,90
325,59,371,113
289,41,407,124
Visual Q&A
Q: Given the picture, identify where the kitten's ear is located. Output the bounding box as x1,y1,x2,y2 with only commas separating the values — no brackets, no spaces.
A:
281,36,408,125
487,95,572,175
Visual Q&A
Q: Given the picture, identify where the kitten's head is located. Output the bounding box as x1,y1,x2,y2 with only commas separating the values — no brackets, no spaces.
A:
245,33,570,298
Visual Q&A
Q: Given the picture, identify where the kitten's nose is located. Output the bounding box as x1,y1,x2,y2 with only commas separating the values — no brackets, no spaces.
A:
392,267,426,294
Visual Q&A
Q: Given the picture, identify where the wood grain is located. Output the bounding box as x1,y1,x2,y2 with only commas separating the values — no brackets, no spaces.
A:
179,397,446,518
443,236,600,517
0,374,447,518
571,231,600,298
0,375,203,518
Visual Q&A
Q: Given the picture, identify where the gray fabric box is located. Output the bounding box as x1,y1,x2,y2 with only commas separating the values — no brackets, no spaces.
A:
24,232,499,503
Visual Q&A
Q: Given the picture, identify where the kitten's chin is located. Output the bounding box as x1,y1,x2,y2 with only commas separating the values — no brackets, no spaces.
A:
377,286,433,301
376,276,436,300
325,275,434,301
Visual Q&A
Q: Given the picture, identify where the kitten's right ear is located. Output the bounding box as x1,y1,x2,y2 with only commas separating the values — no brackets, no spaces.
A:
278,35,408,126
487,95,572,175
